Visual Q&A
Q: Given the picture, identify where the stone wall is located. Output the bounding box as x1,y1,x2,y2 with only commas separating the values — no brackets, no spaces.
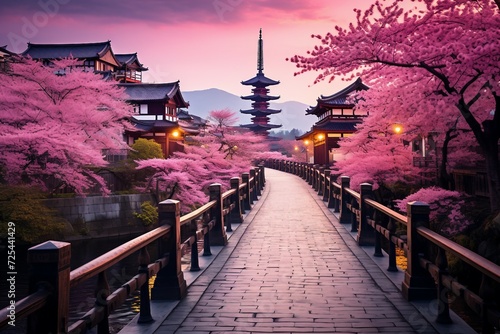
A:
43,193,155,239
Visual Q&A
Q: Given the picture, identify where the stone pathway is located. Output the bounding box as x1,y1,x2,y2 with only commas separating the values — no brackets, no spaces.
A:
155,169,437,333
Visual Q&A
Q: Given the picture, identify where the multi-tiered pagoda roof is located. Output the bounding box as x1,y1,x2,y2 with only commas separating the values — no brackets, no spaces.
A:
240,29,282,135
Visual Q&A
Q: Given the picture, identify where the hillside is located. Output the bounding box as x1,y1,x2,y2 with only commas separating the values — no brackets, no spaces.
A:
182,88,315,132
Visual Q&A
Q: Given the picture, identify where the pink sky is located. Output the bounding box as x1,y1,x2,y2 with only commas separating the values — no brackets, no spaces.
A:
0,0,379,105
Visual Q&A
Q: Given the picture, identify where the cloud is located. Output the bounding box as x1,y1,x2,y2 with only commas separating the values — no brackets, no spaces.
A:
0,0,333,26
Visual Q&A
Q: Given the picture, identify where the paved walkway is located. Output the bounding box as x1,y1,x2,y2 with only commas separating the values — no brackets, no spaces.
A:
155,169,438,334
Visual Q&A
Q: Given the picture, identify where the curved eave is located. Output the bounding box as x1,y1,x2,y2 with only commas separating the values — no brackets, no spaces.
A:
240,108,282,115
241,94,280,101
295,130,313,140
130,119,178,132
241,72,280,86
240,123,282,130
170,82,190,109
319,77,369,102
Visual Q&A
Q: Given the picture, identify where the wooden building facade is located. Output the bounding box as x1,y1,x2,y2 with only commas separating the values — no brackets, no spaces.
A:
297,78,369,166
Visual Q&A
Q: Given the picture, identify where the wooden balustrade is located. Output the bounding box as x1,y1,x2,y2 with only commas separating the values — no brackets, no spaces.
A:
266,159,500,333
0,167,265,334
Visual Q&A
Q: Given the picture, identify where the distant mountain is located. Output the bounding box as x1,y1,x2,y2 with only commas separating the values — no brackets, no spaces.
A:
182,88,315,132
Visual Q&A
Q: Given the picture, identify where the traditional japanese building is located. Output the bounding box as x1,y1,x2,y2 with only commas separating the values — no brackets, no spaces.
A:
240,29,282,136
21,41,148,81
297,78,369,165
22,41,120,72
115,53,148,83
119,82,190,157
0,45,16,71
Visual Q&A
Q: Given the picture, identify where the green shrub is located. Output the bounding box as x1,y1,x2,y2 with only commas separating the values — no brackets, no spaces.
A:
129,138,164,161
133,201,158,227
0,185,66,244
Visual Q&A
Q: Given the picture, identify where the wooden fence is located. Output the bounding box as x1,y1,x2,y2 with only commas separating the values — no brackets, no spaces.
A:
0,166,265,334
267,159,500,333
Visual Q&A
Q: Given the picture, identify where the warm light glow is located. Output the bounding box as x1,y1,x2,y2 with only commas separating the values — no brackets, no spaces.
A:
392,124,403,134
294,146,299,151
304,140,309,145
171,130,180,138
317,134,325,140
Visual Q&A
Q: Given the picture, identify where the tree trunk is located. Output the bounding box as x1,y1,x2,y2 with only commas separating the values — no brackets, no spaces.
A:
438,130,455,190
483,121,500,212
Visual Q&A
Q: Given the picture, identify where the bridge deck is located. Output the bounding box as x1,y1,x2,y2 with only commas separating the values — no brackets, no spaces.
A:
153,169,440,333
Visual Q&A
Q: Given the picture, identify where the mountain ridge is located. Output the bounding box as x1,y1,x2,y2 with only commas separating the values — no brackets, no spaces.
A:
182,88,315,132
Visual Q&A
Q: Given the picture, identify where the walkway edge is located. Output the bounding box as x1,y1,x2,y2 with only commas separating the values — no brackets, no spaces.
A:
305,173,477,334
118,180,271,334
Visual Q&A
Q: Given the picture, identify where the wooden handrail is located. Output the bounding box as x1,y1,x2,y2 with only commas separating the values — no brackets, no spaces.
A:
0,166,266,334
266,158,500,331
345,188,360,200
180,200,217,226
0,289,50,328
417,226,500,283
70,224,171,287
364,198,407,225
222,188,236,200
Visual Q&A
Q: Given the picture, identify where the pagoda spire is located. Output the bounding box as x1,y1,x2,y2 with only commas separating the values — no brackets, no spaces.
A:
257,28,263,74
240,29,282,136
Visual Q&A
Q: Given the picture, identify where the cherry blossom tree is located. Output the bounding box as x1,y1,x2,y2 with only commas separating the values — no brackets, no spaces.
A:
136,109,289,211
0,58,132,195
332,104,423,193
338,76,482,191
290,0,500,212
396,187,473,237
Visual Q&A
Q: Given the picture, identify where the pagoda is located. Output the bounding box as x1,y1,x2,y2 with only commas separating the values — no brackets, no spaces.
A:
240,29,282,135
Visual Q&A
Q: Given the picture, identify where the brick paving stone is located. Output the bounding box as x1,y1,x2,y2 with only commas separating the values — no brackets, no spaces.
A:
154,169,438,334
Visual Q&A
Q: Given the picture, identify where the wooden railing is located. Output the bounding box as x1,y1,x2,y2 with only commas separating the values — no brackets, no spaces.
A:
0,166,266,334
266,159,500,334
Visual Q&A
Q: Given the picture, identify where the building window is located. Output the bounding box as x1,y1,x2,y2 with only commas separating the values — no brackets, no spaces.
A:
140,104,148,114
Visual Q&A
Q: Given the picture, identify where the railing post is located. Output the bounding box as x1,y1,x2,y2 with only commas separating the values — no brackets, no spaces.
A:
138,247,153,323
387,218,398,272
27,241,71,334
317,167,324,195
254,168,262,197
402,201,435,301
322,170,331,202
307,164,312,185
259,165,266,187
373,211,384,258
357,183,375,246
333,185,340,212
339,176,352,224
151,199,187,300
190,220,201,271
242,173,251,211
203,212,212,256
310,165,317,187
229,177,243,225
209,183,228,246
435,248,452,324
250,169,258,202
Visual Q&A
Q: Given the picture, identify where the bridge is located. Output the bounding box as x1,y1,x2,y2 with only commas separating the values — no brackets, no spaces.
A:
1,162,499,333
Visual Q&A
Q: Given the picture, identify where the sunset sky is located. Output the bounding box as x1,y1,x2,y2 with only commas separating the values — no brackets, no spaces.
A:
0,0,380,105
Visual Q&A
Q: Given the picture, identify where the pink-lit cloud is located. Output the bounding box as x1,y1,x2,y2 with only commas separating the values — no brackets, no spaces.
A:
0,0,379,105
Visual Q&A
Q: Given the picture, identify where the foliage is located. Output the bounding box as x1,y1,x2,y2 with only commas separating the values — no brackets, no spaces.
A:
133,201,158,227
290,0,500,212
396,187,473,237
136,109,289,211
0,185,66,244
129,138,164,161
0,58,133,195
